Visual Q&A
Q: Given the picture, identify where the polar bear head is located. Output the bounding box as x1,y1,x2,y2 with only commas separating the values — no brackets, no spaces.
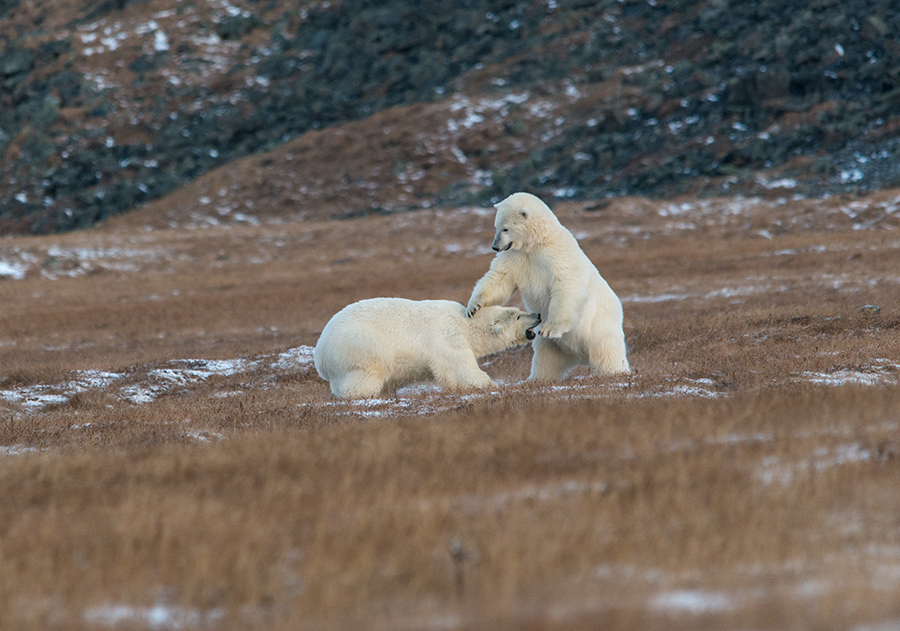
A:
468,305,541,357
491,192,561,252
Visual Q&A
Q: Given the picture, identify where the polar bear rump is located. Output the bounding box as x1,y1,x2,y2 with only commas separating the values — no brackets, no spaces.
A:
314,298,540,398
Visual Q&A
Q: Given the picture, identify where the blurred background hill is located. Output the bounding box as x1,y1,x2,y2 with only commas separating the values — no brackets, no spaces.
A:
2,0,900,234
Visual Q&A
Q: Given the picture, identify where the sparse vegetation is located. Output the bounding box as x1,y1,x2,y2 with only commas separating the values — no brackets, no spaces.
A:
3,193,900,628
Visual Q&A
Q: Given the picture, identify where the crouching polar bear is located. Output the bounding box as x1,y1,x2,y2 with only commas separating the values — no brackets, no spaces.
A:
314,298,541,398
467,192,629,382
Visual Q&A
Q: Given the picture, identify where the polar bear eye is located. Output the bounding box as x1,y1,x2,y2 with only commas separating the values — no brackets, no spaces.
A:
502,228,509,232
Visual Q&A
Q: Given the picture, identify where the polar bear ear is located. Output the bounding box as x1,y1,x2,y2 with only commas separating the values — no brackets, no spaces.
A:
520,210,528,219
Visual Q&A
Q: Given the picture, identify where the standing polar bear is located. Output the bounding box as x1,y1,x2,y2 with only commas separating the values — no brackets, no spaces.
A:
314,297,541,398
467,192,629,382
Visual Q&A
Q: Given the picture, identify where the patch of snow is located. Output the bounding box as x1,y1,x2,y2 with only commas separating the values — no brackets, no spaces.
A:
0,369,127,411
0,386,69,410
83,603,224,629
651,589,734,613
187,430,224,442
273,346,315,371
841,168,865,183
0,260,27,280
802,361,900,387
444,479,609,513
758,176,799,189
119,385,160,405
758,443,873,486
621,292,692,303
0,444,40,456
661,384,720,398
449,146,467,164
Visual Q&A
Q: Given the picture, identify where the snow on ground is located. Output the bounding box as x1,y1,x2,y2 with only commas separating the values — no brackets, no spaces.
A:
802,359,900,387
651,589,735,614
2,348,898,424
0,348,316,414
757,443,874,486
83,602,224,629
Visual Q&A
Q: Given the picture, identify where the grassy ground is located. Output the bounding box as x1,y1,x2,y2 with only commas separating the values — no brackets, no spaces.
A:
2,192,900,629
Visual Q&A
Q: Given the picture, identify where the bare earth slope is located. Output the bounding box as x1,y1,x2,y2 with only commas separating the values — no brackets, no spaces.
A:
2,192,900,629
3,0,900,233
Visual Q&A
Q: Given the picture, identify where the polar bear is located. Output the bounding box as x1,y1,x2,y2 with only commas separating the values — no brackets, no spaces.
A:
314,297,541,398
466,192,629,382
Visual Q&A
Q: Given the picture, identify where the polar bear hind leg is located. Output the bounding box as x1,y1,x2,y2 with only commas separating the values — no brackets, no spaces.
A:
588,337,630,376
331,367,388,399
529,337,579,382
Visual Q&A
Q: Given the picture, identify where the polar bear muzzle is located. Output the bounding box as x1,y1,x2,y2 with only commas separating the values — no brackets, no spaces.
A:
492,228,513,252
524,312,541,340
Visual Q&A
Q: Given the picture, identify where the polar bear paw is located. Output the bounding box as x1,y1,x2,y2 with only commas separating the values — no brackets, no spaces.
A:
466,302,482,318
536,321,568,339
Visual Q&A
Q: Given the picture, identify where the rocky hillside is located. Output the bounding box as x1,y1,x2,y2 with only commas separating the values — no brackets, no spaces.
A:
2,0,900,234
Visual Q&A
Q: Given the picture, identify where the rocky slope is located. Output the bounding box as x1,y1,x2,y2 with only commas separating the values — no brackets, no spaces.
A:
2,0,900,234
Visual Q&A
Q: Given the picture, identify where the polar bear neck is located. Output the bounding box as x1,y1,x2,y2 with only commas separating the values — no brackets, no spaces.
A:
519,220,573,254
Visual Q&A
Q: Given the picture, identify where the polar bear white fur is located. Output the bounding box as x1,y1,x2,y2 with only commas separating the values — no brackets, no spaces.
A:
466,192,629,382
314,297,541,398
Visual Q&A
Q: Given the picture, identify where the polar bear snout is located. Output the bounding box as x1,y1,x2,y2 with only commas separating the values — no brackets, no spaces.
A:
523,312,541,340
492,228,513,252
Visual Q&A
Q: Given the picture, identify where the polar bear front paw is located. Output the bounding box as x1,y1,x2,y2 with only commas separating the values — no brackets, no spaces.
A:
536,322,568,339
466,303,482,318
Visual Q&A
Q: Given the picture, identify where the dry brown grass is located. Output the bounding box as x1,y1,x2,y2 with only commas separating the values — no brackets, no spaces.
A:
2,192,900,629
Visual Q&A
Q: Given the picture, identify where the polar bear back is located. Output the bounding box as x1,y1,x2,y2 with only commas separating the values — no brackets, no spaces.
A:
314,298,465,383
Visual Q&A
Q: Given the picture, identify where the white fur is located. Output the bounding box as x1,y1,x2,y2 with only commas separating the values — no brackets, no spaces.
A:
467,192,629,381
314,297,540,398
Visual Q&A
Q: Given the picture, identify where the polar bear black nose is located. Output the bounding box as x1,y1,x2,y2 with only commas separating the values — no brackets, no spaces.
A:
526,329,536,340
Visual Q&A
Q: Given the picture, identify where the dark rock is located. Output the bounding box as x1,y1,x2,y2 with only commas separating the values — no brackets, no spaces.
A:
81,0,150,23
38,39,72,59
0,45,33,76
27,96,60,130
48,70,85,107
217,14,261,41
129,53,170,74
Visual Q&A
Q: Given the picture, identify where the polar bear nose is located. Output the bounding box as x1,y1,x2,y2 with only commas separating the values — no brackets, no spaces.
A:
526,329,536,340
